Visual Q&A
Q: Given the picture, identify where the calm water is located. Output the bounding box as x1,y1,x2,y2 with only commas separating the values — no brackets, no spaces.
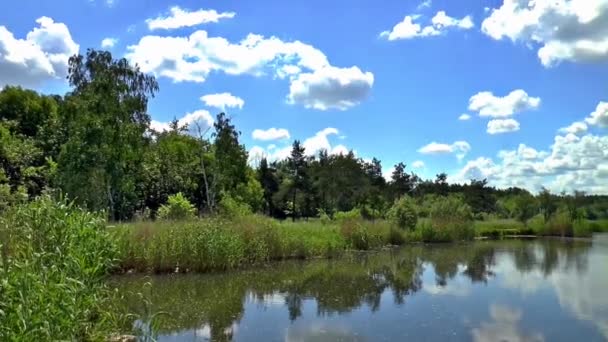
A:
111,235,608,341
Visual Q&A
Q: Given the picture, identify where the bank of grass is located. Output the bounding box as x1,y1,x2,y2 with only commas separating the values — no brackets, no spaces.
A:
0,197,121,341
474,216,607,239
110,216,426,273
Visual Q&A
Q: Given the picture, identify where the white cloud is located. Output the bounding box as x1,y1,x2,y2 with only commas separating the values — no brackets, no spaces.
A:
482,0,608,67
487,118,520,134
469,89,540,118
451,124,608,194
146,6,235,30
150,109,214,134
126,30,372,110
252,128,290,141
418,140,471,160
459,113,471,121
287,66,374,110
101,37,117,49
432,11,474,30
559,121,588,135
303,127,339,155
412,160,425,168
380,11,474,40
200,92,244,110
585,101,608,128
0,17,79,88
417,0,432,10
249,127,351,163
472,304,544,342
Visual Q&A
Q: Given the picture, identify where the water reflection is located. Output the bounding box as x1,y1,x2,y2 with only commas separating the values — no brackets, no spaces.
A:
111,236,608,341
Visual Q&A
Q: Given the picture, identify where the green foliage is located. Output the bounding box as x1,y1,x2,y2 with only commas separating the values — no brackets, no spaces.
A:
0,197,117,340
58,50,158,220
218,193,253,218
158,193,196,221
418,195,475,242
513,193,538,223
231,168,264,213
334,208,362,221
111,216,347,272
388,196,418,230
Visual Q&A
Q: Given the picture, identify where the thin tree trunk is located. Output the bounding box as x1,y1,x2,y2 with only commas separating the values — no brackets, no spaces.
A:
292,187,296,222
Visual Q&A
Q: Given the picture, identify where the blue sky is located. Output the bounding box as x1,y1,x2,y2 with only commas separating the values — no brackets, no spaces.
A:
1,0,607,193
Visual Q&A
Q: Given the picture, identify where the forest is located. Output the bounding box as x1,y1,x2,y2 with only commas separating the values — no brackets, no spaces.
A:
2,50,607,224
1,50,608,340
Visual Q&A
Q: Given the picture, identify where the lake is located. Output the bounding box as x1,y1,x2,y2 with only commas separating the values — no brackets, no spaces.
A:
111,234,608,341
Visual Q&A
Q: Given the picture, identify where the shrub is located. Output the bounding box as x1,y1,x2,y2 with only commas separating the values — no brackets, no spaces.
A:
573,219,592,237
418,195,475,242
158,192,196,220
335,208,362,221
545,210,573,237
387,227,405,245
527,214,545,235
218,193,252,218
388,196,418,230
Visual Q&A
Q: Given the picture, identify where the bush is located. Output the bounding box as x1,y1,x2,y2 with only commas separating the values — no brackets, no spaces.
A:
573,219,592,237
417,195,474,242
218,193,252,218
388,196,418,230
335,208,362,221
0,197,117,340
545,210,573,237
158,192,196,220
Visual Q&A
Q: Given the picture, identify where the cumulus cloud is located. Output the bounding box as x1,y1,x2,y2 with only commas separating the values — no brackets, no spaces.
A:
380,11,474,40
252,128,290,141
451,123,608,194
146,6,235,30
412,160,425,168
0,16,79,88
101,37,117,48
482,0,608,67
248,127,350,163
126,30,373,110
200,92,244,110
150,109,214,134
559,121,588,135
418,140,471,160
585,101,608,128
487,118,520,134
469,89,540,118
459,113,471,121
287,66,374,110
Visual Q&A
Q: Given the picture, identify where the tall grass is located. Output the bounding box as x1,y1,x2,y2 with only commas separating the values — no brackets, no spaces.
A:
110,215,411,273
0,197,119,340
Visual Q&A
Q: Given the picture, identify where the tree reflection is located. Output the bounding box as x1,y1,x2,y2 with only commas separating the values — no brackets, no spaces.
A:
110,238,593,340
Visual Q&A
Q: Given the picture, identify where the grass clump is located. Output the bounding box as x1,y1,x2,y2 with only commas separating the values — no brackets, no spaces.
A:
0,197,118,341
417,195,475,242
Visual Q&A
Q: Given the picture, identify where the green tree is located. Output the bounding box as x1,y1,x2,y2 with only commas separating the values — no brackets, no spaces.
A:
257,158,279,215
58,49,158,220
538,187,556,222
513,192,538,224
287,140,307,221
213,113,248,197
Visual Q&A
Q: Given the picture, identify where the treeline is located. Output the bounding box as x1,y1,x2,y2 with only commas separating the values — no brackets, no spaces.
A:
1,49,608,222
